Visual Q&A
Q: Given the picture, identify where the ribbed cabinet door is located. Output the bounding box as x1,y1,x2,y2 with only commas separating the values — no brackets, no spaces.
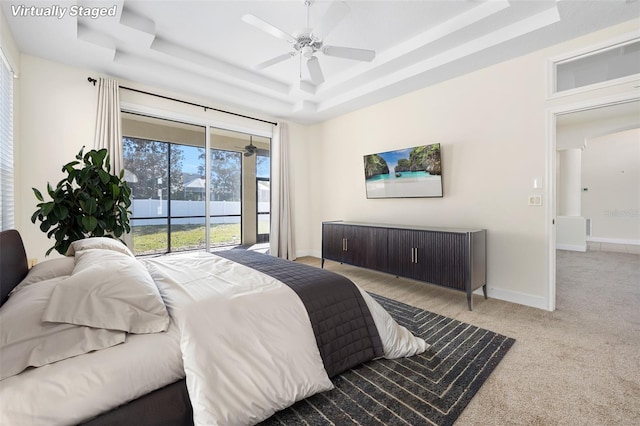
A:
356,226,388,272
420,232,467,290
388,229,416,278
322,223,346,263
340,225,356,265
410,230,430,282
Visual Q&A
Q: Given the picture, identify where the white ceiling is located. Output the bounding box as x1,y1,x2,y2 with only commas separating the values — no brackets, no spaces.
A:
3,0,639,124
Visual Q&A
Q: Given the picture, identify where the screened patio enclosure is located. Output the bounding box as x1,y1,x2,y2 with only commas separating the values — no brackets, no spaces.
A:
122,113,270,256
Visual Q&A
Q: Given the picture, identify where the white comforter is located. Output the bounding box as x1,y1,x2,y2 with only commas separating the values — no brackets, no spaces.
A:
0,323,183,425
141,252,427,426
0,251,426,426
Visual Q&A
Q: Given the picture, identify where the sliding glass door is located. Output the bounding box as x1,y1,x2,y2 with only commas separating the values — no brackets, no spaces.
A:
256,152,270,243
122,113,270,255
122,113,207,255
208,148,242,248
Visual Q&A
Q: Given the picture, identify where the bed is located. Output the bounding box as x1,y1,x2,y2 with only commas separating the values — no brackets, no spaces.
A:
0,229,427,425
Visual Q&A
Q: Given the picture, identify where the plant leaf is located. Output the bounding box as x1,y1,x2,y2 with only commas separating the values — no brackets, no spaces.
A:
81,216,98,232
75,146,86,161
90,149,108,168
98,169,111,185
41,202,54,216
33,188,44,202
111,184,120,199
53,204,69,220
80,198,97,215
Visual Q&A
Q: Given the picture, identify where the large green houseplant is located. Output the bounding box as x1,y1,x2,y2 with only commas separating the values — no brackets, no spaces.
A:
31,147,132,255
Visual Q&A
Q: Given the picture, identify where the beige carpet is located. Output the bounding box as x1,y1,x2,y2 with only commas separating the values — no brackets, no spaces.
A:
297,248,640,425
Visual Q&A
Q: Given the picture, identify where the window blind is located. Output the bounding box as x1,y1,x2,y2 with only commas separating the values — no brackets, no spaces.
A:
0,50,14,231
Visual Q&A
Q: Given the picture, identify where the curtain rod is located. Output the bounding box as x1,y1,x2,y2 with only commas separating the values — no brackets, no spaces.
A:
87,77,277,126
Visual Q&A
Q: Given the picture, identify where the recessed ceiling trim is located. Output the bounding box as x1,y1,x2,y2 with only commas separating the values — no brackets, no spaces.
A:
113,50,296,116
119,6,155,37
318,5,562,112
149,38,291,96
319,0,511,92
76,24,116,59
292,100,318,113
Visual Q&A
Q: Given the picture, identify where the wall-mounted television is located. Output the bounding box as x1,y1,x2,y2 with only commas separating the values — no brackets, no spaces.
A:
363,143,442,199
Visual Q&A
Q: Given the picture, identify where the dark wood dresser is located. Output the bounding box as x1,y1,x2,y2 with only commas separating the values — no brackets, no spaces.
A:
322,221,487,310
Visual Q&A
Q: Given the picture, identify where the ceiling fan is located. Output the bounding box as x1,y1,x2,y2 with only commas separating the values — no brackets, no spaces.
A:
242,0,376,86
240,137,258,157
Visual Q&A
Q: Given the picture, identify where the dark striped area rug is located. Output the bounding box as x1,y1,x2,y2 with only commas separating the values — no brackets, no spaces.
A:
260,293,515,426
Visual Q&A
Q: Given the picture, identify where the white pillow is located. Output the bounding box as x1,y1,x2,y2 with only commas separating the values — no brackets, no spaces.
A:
65,237,134,257
43,249,170,334
9,257,75,297
0,277,126,380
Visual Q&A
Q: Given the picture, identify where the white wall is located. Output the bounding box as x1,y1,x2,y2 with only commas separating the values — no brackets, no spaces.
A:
304,20,639,310
582,128,640,243
16,55,97,259
557,148,583,216
307,55,549,308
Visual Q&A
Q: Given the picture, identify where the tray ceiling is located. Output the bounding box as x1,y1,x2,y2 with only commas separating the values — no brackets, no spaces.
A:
3,0,638,124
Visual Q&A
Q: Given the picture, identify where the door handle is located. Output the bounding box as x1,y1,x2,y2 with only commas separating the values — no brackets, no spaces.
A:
414,247,418,264
411,247,414,263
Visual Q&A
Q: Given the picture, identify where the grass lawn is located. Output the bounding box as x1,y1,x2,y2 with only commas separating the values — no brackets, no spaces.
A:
132,223,241,255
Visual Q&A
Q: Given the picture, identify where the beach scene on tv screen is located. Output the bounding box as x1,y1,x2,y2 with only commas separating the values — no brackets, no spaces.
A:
364,144,442,198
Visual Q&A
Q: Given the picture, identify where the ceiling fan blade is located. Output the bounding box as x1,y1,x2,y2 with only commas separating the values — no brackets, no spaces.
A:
255,52,297,70
313,1,350,39
322,45,375,62
307,56,325,85
241,14,296,44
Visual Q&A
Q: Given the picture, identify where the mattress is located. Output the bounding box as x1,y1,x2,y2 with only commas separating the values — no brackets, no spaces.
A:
0,322,183,426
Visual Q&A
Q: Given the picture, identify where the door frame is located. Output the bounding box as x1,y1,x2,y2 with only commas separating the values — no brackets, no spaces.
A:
545,91,640,311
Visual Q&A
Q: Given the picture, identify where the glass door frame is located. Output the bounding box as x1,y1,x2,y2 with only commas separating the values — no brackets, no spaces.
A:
121,102,273,253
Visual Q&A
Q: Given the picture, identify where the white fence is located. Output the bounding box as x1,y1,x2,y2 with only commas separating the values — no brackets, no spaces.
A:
131,199,269,226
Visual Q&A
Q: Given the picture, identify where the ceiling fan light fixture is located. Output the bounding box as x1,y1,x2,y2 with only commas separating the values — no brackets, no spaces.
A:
302,45,315,58
243,0,375,85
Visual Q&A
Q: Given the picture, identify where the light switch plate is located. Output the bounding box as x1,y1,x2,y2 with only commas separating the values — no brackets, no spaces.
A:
528,195,542,206
533,178,542,189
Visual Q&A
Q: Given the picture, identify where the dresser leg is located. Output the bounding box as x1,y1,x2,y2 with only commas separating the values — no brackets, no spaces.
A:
482,284,487,299
467,292,473,311
321,259,325,268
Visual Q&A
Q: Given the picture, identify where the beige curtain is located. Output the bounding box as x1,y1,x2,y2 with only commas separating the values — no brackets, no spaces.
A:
269,122,296,260
93,77,123,174
93,77,131,247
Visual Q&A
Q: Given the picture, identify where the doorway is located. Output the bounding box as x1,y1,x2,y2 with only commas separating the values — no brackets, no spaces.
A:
548,95,640,310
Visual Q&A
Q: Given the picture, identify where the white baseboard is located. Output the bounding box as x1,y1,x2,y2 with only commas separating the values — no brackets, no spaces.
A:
556,243,587,252
300,252,551,311
587,237,640,246
295,249,320,259
479,286,550,311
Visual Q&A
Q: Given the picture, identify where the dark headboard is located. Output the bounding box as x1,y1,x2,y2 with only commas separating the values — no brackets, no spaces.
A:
0,229,29,306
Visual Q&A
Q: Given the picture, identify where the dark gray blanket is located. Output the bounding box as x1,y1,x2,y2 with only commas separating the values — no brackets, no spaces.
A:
214,249,384,378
